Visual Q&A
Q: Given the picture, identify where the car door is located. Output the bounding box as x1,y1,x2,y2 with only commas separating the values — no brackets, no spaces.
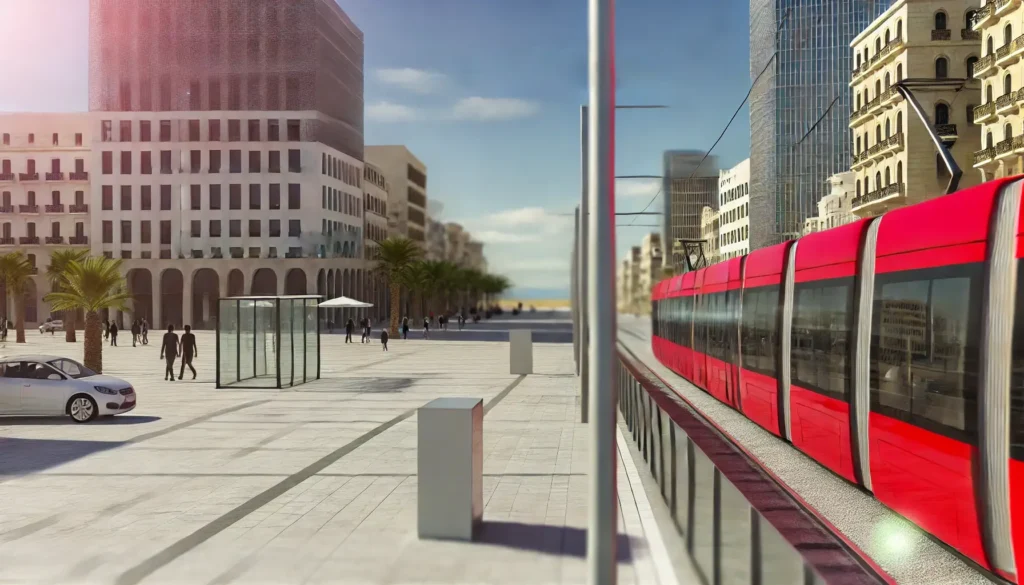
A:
0,361,26,414
19,362,71,415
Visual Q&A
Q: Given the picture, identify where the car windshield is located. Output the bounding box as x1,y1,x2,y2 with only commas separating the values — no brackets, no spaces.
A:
47,358,96,379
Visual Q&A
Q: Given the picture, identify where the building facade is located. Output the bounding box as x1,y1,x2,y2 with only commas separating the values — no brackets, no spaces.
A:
0,114,92,323
84,0,374,329
363,161,389,261
802,172,860,234
972,0,1024,179
718,158,751,260
425,218,447,261
662,150,718,270
749,0,891,249
364,145,427,243
700,206,721,266
638,232,663,299
851,0,982,218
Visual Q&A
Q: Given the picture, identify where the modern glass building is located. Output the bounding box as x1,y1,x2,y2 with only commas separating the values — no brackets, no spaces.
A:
661,150,719,269
749,0,891,249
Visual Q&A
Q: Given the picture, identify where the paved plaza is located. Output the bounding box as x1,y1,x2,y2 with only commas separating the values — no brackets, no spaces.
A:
0,316,677,585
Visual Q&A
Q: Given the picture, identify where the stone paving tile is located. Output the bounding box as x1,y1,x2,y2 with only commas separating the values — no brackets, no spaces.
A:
0,325,667,585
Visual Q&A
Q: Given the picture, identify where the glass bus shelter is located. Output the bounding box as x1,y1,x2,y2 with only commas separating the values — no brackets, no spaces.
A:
216,296,321,389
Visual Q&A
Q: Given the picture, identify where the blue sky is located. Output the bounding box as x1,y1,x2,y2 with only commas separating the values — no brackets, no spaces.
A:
0,0,752,299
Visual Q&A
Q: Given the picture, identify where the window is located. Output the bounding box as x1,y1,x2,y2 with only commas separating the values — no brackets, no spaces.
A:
1007,74,1014,96
269,219,281,237
248,120,260,141
288,184,300,209
287,120,301,141
229,150,241,173
268,120,280,141
934,11,947,30
228,120,241,142
141,151,153,174
159,120,171,142
988,132,994,149
210,184,221,210
1007,23,1015,46
967,56,979,79
190,185,201,210
289,219,301,236
249,220,261,237
896,111,903,133
75,133,82,146
27,134,33,144
160,150,172,174
209,220,221,237
140,220,151,243
1,133,8,145
872,263,982,444
248,151,261,173
190,220,201,238
288,149,301,172
791,277,854,402
120,151,132,174
101,152,113,175
229,184,241,209
188,120,200,142
190,150,201,173
140,121,151,142
160,220,171,245
208,120,221,142
160,185,171,210
269,151,281,173
102,220,113,244
229,219,241,237
269,184,281,209
935,57,949,79
249,184,261,209
935,103,950,125
141,185,151,210
120,220,131,244
101,186,113,210
210,150,222,173
120,186,131,210
119,121,131,142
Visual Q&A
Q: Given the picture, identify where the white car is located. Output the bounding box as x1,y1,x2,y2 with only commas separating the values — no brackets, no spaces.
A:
0,355,136,423
39,320,63,333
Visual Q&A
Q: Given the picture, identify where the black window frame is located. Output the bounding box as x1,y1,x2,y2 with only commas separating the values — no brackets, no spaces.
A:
790,276,855,403
741,283,781,378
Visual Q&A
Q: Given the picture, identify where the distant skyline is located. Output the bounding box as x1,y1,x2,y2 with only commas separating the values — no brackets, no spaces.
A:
0,0,752,298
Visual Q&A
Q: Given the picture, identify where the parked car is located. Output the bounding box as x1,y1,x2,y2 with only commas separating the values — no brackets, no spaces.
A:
39,319,63,334
0,355,135,423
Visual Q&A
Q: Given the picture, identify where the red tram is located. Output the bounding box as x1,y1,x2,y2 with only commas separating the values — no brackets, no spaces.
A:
650,178,1024,581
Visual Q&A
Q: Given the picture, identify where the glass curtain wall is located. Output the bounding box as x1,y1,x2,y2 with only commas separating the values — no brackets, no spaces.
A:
217,296,320,388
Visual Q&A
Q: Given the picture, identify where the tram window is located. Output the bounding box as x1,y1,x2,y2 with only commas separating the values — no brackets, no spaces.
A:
869,263,981,444
791,278,853,402
742,285,780,377
694,294,707,354
1008,264,1024,460
680,296,692,348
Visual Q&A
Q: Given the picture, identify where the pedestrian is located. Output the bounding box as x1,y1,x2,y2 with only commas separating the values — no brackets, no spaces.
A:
131,319,140,347
380,328,389,351
401,317,410,340
178,325,197,380
345,318,354,343
423,316,430,340
102,319,109,340
160,324,179,381
362,317,371,343
141,319,149,345
359,317,367,343
109,321,118,346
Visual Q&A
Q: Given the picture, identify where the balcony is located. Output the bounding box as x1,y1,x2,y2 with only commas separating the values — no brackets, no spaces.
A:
45,172,64,181
0,173,13,182
18,204,39,213
852,183,906,215
975,147,997,166
879,85,900,108
18,172,39,182
18,236,39,245
976,54,998,78
997,34,1024,66
851,95,881,126
69,171,89,181
972,2,995,28
69,203,89,213
0,206,12,214
0,237,13,246
69,236,88,246
853,36,904,83
996,0,1020,16
935,124,959,143
45,236,64,245
974,102,997,124
45,204,65,213
931,29,951,41
962,28,981,41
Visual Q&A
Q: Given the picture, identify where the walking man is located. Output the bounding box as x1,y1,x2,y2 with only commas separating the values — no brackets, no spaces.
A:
160,325,179,381
131,319,140,347
401,317,410,340
179,325,197,380
380,328,389,351
423,316,430,340
109,321,118,346
345,319,354,343
141,319,149,345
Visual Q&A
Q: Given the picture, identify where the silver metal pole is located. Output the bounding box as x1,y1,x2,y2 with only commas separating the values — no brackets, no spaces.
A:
572,206,580,374
580,106,590,424
587,0,617,580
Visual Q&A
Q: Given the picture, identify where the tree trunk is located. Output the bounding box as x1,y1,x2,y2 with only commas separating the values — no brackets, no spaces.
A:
65,309,77,343
389,283,400,336
14,293,25,343
84,310,103,373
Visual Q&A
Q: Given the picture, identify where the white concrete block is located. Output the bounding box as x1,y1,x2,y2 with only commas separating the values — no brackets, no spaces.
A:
509,329,533,375
417,397,484,541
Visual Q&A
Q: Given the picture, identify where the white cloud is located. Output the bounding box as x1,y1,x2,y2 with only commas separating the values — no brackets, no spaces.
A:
503,258,568,272
483,206,570,234
450,97,541,121
474,230,539,244
616,178,661,198
375,68,447,94
366,101,419,123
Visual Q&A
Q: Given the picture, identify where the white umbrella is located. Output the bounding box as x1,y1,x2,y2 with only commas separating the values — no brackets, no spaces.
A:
318,296,374,308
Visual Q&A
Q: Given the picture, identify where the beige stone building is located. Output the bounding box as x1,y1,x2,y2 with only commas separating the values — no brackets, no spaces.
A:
972,0,1024,179
700,206,720,266
617,246,642,312
638,233,663,295
802,172,860,235
364,145,428,243
850,0,981,219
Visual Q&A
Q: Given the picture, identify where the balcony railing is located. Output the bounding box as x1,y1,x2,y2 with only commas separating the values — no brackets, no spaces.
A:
18,173,38,181
69,236,88,245
998,137,1016,156
69,171,89,181
0,237,13,245
852,183,906,209
0,206,12,214
931,29,951,41
962,28,981,41
972,2,994,28
45,236,64,245
974,101,997,122
0,173,13,182
69,203,89,213
45,172,64,181
976,54,998,77
868,35,903,68
45,204,64,213
975,147,997,165
935,124,958,140
18,236,39,245
18,204,39,213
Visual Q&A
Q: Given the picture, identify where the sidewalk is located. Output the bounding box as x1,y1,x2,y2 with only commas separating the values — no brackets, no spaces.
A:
0,328,672,585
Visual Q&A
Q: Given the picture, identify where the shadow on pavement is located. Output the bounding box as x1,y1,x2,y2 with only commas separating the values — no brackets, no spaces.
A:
476,520,636,562
0,415,161,426
0,437,124,476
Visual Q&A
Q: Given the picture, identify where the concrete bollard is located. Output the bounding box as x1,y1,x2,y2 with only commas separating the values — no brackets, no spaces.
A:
417,397,484,541
509,329,533,375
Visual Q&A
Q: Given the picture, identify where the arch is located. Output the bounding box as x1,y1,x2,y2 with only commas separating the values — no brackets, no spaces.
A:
896,19,903,39
935,102,950,125
874,171,882,190
856,180,862,198
856,54,862,69
885,29,891,44
251,268,277,296
317,269,326,298
934,11,947,31
1006,23,1014,46
126,268,154,325
284,268,306,295
326,269,336,326
875,38,881,54
23,278,38,325
896,111,903,133
935,56,948,78
856,135,862,153
967,56,979,78
334,270,342,324
884,71,891,90
896,161,903,184
885,118,891,137
875,124,882,143
896,63,903,81
987,131,994,148
988,84,994,102
1006,122,1014,140
874,79,881,97
966,10,977,30
159,268,184,329
988,36,995,56
1006,73,1014,95
227,269,245,296
885,166,891,185
190,268,220,328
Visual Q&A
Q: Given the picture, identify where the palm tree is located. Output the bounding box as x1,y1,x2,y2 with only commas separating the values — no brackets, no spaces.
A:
0,252,37,343
46,249,89,343
375,237,422,335
44,255,133,373
403,261,431,321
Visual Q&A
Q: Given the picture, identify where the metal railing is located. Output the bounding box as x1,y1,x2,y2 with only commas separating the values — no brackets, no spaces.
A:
616,347,887,585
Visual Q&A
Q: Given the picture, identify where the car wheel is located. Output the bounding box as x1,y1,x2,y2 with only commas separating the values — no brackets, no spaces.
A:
67,395,98,423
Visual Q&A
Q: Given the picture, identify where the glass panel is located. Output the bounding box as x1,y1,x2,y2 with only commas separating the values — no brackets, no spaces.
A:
255,300,275,383
293,299,305,383
238,299,256,382
791,278,853,402
305,299,319,382
218,299,238,386
279,300,293,387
